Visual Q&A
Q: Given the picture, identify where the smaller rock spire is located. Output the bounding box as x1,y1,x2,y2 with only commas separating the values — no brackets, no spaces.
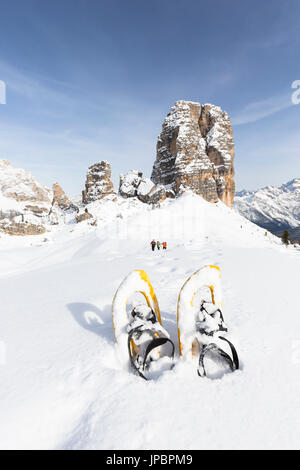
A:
82,161,115,204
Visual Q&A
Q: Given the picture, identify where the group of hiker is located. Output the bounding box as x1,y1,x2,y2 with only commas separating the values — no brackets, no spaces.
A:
151,240,167,251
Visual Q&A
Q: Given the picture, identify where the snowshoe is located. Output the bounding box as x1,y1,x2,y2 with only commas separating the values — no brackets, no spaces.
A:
177,265,239,378
127,304,175,380
112,270,175,380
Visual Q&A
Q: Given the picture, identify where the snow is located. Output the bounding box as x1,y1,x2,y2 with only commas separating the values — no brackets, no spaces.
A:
0,192,300,449
119,170,142,196
137,178,155,197
0,192,23,212
0,159,51,203
0,159,71,231
234,178,300,230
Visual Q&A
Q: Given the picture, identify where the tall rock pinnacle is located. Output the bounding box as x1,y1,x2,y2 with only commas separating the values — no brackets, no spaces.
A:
151,101,235,207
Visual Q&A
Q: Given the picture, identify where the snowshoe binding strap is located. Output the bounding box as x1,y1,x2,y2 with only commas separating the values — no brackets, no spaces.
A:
197,338,239,378
127,327,175,381
142,337,175,372
131,306,157,324
128,326,146,380
219,336,239,371
197,301,228,336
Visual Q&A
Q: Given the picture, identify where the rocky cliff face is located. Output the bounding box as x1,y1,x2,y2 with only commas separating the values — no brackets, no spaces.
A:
119,170,143,198
82,161,115,204
52,182,74,211
151,101,235,207
119,170,166,205
0,160,52,235
0,160,76,236
0,222,46,236
76,208,94,224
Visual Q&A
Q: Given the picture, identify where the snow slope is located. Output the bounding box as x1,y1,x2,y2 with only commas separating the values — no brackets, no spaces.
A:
234,178,300,240
0,193,300,450
0,159,51,203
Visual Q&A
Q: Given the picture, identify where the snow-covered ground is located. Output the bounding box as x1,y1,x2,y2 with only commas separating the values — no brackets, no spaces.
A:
0,193,300,450
234,178,300,234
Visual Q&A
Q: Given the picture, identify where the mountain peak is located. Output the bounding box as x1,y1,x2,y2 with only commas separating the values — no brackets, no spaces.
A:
151,100,235,207
234,178,300,241
0,159,51,203
281,178,300,192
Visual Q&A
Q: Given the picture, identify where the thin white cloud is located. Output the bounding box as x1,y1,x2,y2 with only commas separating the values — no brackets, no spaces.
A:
0,60,71,104
0,59,114,117
232,92,293,126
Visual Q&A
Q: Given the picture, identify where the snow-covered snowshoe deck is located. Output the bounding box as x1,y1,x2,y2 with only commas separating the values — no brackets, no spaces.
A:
177,265,239,378
112,270,175,380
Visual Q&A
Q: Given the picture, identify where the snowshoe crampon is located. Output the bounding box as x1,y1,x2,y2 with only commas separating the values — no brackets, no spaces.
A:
177,265,239,379
112,270,175,380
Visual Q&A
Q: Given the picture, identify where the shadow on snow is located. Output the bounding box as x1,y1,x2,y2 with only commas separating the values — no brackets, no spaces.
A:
67,302,115,344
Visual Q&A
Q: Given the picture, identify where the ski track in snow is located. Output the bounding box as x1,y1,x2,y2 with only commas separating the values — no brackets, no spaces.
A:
0,193,300,449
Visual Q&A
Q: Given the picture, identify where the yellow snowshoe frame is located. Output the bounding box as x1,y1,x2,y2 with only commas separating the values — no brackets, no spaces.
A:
112,270,162,363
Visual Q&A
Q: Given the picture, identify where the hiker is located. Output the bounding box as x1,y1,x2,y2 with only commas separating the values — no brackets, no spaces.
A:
157,241,161,250
151,240,156,251
162,241,167,250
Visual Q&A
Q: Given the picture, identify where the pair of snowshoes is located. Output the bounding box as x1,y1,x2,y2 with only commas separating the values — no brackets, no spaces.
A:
112,266,239,380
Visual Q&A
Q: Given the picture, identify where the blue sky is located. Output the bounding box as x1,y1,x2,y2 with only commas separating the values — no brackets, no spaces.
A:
0,0,300,195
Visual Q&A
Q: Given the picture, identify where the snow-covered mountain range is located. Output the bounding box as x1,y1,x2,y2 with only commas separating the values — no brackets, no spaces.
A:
0,99,237,238
0,159,77,235
234,179,300,242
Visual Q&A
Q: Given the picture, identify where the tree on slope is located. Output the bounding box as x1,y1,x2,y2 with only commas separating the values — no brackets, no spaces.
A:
281,230,290,246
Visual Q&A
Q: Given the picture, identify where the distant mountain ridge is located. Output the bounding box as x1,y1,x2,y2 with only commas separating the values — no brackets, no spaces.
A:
234,178,300,242
0,159,75,235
